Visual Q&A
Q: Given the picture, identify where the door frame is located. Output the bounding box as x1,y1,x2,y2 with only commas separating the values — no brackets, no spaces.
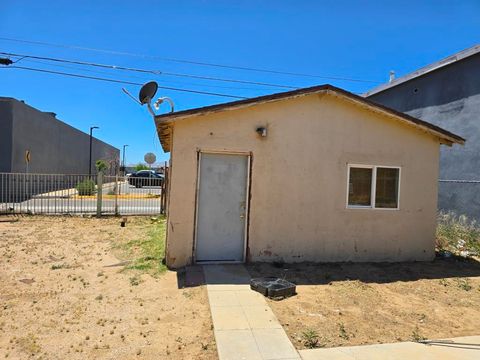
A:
192,149,251,264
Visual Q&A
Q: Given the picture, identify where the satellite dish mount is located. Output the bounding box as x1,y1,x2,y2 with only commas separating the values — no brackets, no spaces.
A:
122,81,175,118
138,81,158,117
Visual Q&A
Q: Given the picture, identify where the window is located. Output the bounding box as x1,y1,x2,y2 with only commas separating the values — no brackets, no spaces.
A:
348,167,372,206
375,167,400,208
347,165,400,209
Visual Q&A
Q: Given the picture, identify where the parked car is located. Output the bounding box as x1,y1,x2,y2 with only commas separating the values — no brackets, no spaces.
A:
128,170,164,188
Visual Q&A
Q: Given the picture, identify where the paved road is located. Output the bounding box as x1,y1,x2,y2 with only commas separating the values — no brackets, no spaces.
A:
102,181,162,196
1,183,163,215
1,198,162,214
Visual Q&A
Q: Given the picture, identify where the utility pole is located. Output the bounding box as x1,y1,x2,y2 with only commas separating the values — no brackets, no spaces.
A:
89,126,99,177
122,144,129,175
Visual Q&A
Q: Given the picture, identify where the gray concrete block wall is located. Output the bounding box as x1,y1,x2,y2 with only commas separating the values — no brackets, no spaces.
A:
0,98,119,175
367,53,480,220
0,97,119,202
0,99,13,172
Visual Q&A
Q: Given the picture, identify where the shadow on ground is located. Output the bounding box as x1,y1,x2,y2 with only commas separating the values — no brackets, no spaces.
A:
177,255,480,288
420,339,480,351
246,255,480,286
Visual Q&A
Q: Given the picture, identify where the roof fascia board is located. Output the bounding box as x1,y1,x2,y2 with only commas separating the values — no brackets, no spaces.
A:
156,88,464,146
154,91,323,124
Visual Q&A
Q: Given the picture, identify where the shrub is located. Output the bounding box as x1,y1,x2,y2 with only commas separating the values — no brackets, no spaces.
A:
76,179,96,196
436,211,480,256
135,163,150,171
95,159,108,172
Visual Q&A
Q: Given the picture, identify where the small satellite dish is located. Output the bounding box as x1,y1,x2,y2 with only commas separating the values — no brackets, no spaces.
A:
144,152,156,165
138,81,158,105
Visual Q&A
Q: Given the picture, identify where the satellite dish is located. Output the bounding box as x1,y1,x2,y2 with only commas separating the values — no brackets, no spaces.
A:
144,152,156,165
138,81,158,105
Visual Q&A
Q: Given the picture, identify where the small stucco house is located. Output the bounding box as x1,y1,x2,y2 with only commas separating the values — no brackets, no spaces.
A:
154,85,464,268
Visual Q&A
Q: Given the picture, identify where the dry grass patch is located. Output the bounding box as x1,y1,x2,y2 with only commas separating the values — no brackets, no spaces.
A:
437,211,480,257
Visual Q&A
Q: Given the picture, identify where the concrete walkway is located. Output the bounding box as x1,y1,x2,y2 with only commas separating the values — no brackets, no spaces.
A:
203,264,300,360
203,264,480,360
299,336,480,360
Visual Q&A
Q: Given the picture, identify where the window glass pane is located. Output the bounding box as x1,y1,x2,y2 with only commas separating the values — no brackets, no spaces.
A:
375,168,399,208
348,167,372,206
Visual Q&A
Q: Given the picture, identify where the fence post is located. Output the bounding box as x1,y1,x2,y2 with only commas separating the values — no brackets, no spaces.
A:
114,173,119,216
96,171,103,218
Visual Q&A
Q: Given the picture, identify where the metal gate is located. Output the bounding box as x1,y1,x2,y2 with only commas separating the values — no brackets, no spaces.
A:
0,171,168,215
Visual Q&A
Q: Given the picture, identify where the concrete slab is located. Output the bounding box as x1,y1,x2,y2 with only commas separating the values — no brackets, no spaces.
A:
299,336,480,360
203,264,251,285
185,266,205,287
253,328,300,360
338,342,436,360
236,289,266,306
185,264,203,272
208,290,240,307
424,337,480,360
207,284,252,291
204,264,301,360
243,305,282,329
215,329,263,360
210,306,250,330
299,348,354,360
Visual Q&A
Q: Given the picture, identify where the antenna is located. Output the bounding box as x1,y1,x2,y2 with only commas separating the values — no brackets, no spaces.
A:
389,70,395,83
122,88,141,105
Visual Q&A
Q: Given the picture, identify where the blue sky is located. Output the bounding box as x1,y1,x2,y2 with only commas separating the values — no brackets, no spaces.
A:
1,1,479,164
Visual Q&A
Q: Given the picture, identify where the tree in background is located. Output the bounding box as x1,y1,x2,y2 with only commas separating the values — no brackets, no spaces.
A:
135,163,150,171
95,160,108,173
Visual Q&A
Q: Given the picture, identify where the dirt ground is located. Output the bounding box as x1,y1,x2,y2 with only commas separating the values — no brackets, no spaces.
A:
0,216,217,360
247,259,480,350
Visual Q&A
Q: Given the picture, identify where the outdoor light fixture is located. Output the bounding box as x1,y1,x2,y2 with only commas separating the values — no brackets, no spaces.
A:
154,97,175,112
256,127,267,137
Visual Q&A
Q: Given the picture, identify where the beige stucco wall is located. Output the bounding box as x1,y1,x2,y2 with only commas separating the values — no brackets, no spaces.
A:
165,93,440,268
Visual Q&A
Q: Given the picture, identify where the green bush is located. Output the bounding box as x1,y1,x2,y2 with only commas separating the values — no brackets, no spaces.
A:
135,163,150,171
76,179,96,196
95,159,108,172
436,211,480,256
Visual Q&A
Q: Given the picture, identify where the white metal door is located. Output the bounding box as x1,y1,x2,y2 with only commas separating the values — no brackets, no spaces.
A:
195,152,249,262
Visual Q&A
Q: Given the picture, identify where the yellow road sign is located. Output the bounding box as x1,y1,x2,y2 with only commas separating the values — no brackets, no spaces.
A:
25,150,31,163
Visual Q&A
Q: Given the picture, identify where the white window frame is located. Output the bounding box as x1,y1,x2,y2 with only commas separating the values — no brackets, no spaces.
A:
346,164,401,210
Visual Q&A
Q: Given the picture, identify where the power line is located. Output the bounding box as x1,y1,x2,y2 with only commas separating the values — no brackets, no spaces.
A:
19,57,281,91
5,65,248,99
0,36,380,84
0,51,298,90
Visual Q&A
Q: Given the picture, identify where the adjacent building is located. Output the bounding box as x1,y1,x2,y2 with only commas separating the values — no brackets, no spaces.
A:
0,97,119,174
365,45,480,219
153,85,463,268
